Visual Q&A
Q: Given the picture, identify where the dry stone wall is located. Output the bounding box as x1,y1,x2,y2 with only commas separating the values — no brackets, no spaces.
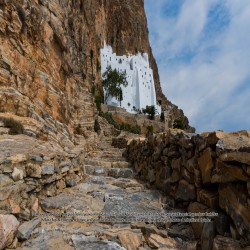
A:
126,129,250,248
0,146,85,222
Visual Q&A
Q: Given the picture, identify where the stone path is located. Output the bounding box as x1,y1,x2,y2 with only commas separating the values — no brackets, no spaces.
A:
14,135,198,250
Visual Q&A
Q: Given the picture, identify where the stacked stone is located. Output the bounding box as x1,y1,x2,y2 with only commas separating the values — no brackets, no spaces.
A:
126,129,250,249
0,150,85,223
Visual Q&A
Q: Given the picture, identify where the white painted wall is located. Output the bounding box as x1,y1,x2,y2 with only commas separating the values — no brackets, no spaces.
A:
101,42,161,114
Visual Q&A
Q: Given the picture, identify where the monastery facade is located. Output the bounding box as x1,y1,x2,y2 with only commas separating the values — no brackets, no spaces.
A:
101,43,161,114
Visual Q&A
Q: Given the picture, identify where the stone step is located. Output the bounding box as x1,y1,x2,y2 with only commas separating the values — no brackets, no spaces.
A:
83,165,135,179
78,110,95,116
79,121,95,127
99,150,124,156
87,152,124,159
84,158,131,168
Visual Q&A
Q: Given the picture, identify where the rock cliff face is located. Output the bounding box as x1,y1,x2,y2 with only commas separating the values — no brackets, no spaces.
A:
0,0,193,140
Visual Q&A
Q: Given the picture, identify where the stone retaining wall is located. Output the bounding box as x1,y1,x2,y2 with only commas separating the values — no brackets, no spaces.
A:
126,129,250,249
0,149,85,221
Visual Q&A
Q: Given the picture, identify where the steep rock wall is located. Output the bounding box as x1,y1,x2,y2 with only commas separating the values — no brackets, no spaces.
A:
0,0,193,143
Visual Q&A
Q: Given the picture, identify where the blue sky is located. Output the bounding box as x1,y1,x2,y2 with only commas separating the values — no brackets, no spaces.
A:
144,0,250,133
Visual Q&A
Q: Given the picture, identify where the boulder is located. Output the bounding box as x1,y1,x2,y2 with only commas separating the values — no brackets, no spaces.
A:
171,158,181,171
148,169,156,183
11,167,24,181
19,208,31,221
188,202,208,238
41,163,55,175
201,221,216,250
65,173,79,187
185,157,197,172
0,214,19,250
168,223,195,241
215,131,250,165
131,223,160,238
213,235,241,250
198,147,214,184
118,232,143,250
194,168,202,188
193,134,207,151
9,199,21,214
16,219,40,241
181,167,194,184
219,152,250,165
0,174,14,188
0,185,14,201
108,168,134,179
175,179,196,202
31,198,39,216
215,212,231,235
72,234,126,250
147,234,179,249
29,155,43,162
213,130,250,151
198,188,219,208
219,183,250,241
25,163,42,178
211,160,248,183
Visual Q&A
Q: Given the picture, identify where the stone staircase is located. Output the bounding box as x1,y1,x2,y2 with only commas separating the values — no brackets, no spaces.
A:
77,88,96,130
84,135,130,169
13,133,198,250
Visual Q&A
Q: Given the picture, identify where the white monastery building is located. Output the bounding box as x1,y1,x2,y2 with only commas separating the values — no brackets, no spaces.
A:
101,42,161,114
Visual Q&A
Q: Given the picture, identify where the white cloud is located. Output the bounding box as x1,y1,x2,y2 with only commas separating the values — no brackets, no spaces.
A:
145,0,250,132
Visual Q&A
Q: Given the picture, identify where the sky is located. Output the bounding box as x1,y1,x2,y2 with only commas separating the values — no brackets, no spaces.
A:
144,0,250,133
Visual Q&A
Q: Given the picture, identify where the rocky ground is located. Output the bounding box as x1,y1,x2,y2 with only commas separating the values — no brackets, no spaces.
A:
0,127,197,249
1,116,250,249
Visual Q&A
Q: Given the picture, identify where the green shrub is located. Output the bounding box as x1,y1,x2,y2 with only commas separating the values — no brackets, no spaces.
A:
1,117,24,135
95,94,103,111
173,118,185,130
91,85,96,95
99,112,141,134
130,125,141,134
132,106,141,114
94,119,101,133
160,112,165,122
147,125,154,134
96,60,101,71
142,105,156,120
99,111,116,127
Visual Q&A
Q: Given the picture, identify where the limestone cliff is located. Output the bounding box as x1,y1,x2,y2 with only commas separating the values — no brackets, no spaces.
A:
0,0,193,143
